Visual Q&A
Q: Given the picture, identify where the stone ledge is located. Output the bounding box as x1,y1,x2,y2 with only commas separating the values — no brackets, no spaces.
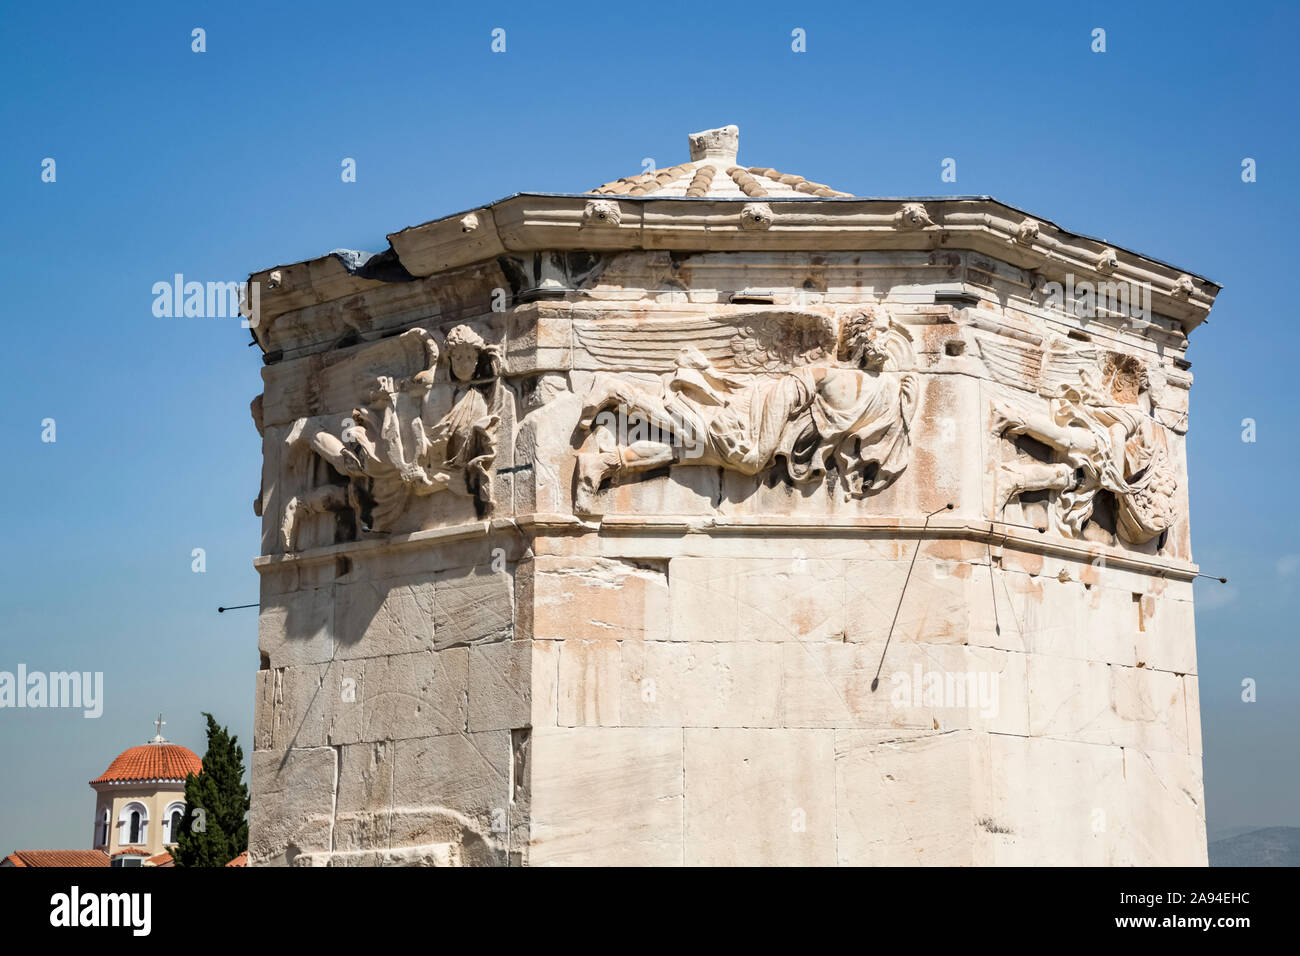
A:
252,513,590,571
254,510,1199,581
591,514,1200,581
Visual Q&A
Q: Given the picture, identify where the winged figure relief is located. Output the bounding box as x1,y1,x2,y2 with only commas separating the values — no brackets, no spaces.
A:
573,307,918,512
279,325,504,552
980,331,1181,546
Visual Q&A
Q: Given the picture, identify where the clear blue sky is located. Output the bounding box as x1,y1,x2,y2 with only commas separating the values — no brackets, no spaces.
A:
0,0,1294,850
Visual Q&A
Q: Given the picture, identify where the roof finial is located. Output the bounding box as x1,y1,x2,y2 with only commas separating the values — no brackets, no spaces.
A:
151,713,167,743
688,125,739,164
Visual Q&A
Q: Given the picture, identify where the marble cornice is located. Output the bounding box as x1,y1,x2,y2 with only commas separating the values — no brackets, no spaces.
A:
247,195,1219,348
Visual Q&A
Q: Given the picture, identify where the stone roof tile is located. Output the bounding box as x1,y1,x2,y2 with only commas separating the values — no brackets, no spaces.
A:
589,126,853,199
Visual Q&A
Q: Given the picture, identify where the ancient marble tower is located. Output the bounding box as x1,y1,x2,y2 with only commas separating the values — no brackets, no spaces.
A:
245,126,1217,866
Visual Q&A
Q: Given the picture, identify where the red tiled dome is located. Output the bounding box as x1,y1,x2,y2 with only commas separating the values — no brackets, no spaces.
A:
90,743,202,785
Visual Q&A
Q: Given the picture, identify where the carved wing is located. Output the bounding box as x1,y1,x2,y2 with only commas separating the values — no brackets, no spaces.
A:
974,333,1044,390
1038,336,1100,397
572,309,838,373
573,316,740,372
730,310,839,371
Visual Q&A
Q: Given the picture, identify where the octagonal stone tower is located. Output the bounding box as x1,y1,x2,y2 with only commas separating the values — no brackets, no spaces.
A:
245,126,1218,866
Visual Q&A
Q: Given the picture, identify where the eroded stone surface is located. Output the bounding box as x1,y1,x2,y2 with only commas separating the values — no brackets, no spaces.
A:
529,728,683,865
684,728,836,866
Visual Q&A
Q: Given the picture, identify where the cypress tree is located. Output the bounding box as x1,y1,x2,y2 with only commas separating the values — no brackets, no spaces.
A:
170,713,249,867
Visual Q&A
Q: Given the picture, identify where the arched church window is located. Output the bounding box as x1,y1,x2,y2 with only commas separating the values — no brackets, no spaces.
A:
164,802,185,843
119,802,148,846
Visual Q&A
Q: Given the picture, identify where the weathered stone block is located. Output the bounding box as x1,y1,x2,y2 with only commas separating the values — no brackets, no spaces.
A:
432,566,513,649
529,638,561,728
534,556,669,642
1026,655,1188,754
844,557,969,645
358,649,468,742
1115,747,1206,865
556,638,622,727
669,556,845,642
1135,595,1197,675
388,731,512,863
248,747,337,866
621,640,783,727
683,728,835,866
468,639,530,732
780,642,1027,735
529,728,683,865
973,733,1123,865
261,649,467,750
835,730,979,865
258,585,334,668
333,574,435,660
333,741,394,851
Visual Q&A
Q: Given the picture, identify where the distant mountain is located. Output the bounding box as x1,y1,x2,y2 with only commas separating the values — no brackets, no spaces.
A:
1207,825,1266,842
1209,827,1300,866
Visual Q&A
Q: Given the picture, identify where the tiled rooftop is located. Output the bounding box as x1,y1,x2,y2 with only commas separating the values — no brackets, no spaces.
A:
90,742,202,785
589,125,852,199
4,849,110,867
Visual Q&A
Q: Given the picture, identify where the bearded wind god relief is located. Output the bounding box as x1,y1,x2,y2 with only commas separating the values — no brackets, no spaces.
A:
573,307,919,512
983,335,1179,546
280,324,503,552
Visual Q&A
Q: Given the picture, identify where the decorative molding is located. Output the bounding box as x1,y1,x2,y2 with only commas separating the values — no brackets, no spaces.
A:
895,202,935,230
739,202,774,230
1013,218,1040,244
581,199,621,227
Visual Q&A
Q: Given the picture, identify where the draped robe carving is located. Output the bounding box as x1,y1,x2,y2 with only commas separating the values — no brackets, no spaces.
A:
574,308,918,511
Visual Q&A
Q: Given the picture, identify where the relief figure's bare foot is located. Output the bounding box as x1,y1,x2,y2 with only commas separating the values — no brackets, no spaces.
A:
574,450,620,513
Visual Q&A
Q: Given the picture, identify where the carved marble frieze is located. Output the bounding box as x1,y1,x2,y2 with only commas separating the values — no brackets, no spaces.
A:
572,306,919,512
982,333,1180,545
279,325,504,552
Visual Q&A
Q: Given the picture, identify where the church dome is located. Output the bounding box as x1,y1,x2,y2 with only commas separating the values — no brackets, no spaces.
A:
90,730,202,786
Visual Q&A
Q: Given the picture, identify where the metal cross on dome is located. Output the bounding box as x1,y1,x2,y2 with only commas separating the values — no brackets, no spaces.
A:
152,713,166,742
